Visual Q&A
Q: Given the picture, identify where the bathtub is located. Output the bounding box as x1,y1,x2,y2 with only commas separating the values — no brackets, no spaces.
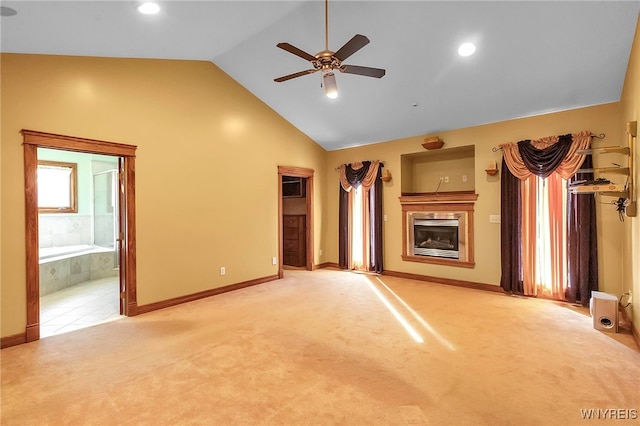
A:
39,245,118,295
39,244,96,261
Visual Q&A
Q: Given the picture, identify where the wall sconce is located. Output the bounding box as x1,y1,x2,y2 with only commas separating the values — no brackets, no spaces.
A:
422,136,444,150
381,169,392,182
485,160,499,176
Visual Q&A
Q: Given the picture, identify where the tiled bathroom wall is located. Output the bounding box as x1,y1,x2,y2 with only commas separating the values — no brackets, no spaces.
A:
38,215,92,249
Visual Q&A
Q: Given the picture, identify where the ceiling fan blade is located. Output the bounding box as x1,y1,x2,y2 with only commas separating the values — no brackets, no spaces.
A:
274,69,319,83
276,42,317,62
333,34,370,61
341,65,386,78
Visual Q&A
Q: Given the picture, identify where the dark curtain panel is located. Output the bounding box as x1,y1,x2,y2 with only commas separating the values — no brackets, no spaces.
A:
338,161,384,272
566,155,598,305
369,167,384,273
338,186,349,269
518,134,573,178
500,157,524,294
338,161,371,270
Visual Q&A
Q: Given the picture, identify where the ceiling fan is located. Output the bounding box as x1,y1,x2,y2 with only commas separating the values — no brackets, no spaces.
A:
274,0,385,99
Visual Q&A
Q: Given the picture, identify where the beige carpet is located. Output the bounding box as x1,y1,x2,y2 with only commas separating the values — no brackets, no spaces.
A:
2,269,639,425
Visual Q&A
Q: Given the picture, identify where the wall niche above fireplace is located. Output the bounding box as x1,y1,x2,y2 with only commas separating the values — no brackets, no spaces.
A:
401,145,475,195
400,193,477,268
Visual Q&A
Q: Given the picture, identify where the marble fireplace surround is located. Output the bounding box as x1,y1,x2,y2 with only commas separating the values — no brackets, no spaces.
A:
400,191,478,268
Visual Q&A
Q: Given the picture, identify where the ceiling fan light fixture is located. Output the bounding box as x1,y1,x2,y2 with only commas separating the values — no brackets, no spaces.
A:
458,42,476,57
137,2,160,15
322,70,338,99
274,0,384,93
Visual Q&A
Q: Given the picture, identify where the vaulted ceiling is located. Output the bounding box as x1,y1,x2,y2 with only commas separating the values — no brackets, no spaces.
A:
2,1,639,151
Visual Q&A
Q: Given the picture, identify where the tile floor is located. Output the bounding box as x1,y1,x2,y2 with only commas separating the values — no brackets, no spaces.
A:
40,276,122,338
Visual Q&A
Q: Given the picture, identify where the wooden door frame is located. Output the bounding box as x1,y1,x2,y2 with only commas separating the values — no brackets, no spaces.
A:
22,130,137,343
277,166,314,278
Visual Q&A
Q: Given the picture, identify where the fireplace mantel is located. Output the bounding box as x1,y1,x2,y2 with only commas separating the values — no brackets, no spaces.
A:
400,192,478,268
399,191,479,204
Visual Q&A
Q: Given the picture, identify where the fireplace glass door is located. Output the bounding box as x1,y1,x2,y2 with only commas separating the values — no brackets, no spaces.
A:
413,219,460,259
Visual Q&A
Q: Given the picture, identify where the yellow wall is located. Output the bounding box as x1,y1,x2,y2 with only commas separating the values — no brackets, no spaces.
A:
325,103,625,292
620,14,640,330
3,31,639,339
1,54,327,337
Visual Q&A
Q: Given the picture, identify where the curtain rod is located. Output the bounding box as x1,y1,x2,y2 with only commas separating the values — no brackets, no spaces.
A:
491,133,606,152
334,160,386,171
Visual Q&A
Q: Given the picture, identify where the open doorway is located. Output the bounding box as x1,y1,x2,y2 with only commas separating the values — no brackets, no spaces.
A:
277,166,314,277
22,130,137,343
37,149,122,337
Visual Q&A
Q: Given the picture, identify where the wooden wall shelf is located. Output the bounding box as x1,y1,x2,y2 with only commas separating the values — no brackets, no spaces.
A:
569,184,628,197
577,167,630,175
570,121,636,217
577,146,630,155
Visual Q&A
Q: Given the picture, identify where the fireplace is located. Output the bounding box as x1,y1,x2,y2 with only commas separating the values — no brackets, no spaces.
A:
400,193,476,268
413,217,460,259
409,211,467,262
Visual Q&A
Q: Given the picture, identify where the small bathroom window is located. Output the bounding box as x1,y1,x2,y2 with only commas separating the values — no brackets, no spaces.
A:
37,160,78,213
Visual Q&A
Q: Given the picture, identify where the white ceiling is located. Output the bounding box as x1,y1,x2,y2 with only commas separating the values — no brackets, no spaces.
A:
2,1,639,151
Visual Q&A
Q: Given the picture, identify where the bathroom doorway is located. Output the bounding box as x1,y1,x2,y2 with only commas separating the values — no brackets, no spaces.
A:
37,149,121,337
22,130,137,343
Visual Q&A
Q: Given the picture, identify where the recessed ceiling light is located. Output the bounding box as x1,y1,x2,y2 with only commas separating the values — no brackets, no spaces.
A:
0,6,18,17
458,42,476,57
137,2,160,15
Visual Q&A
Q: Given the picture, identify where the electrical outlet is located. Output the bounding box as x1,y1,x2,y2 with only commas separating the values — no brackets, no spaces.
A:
462,174,468,183
220,266,226,276
444,176,449,183
272,257,277,265
489,215,501,224
319,249,323,256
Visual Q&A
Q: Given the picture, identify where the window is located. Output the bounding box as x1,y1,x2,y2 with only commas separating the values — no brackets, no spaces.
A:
282,176,306,198
534,173,567,296
351,185,365,270
37,160,78,213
